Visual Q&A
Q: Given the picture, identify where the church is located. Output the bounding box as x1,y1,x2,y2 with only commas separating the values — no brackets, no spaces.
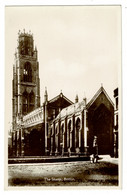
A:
10,31,114,157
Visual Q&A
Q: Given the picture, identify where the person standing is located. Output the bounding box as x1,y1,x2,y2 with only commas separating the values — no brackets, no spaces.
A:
92,136,98,163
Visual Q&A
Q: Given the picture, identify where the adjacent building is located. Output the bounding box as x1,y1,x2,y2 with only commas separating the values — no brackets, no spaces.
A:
113,88,119,158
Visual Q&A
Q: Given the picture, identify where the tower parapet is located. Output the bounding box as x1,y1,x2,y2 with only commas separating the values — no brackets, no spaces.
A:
16,29,37,59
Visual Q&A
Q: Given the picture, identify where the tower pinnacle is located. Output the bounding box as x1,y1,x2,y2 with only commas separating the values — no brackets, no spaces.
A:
44,87,48,103
75,94,79,103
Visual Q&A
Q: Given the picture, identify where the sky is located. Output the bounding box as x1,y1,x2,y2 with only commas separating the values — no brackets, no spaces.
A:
5,6,121,130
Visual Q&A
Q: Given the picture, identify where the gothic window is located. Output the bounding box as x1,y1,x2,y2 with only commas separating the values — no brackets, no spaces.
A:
60,124,64,144
76,118,80,148
20,39,25,55
24,39,29,55
67,120,71,148
29,91,35,112
22,91,28,115
23,62,32,82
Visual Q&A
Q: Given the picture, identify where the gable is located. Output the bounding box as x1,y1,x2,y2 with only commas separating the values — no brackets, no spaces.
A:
48,93,73,109
87,90,114,114
47,93,73,121
87,87,114,110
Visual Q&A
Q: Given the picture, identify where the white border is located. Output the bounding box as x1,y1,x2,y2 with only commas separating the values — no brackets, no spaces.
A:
1,0,127,194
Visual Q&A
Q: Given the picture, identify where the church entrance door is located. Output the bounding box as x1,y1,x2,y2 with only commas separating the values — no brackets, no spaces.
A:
29,129,41,156
93,104,111,155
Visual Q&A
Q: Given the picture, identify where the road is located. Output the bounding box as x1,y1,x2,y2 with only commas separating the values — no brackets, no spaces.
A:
8,159,118,187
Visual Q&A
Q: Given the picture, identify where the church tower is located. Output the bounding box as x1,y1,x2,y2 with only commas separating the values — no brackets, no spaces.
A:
12,30,40,130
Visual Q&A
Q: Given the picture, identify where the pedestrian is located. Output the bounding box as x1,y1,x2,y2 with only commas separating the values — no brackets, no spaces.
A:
92,136,98,163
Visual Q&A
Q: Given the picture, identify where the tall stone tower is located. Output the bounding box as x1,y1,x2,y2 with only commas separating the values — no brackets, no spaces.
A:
12,30,40,131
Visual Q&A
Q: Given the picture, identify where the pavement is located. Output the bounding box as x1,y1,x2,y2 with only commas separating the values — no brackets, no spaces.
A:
8,155,118,165
98,155,118,165
8,155,90,164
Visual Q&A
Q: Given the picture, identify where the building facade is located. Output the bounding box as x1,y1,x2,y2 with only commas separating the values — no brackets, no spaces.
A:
50,87,114,157
10,31,114,157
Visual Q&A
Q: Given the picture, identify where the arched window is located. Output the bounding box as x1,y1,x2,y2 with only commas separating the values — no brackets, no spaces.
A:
23,62,32,82
76,118,80,148
22,91,28,115
67,120,71,148
29,91,35,112
60,124,64,144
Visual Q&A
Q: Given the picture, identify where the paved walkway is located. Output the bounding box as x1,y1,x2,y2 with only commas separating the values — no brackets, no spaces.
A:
98,155,118,165
8,155,119,165
8,155,89,164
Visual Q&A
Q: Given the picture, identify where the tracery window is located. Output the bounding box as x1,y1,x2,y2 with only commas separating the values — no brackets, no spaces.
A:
29,91,35,112
23,62,32,82
67,120,71,148
76,118,80,148
60,124,64,144
22,91,28,115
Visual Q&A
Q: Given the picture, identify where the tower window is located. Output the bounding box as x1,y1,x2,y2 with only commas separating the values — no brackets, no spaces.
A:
23,62,32,82
22,91,28,115
29,91,35,112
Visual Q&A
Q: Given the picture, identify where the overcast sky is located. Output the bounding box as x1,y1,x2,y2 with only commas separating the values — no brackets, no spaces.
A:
5,6,121,128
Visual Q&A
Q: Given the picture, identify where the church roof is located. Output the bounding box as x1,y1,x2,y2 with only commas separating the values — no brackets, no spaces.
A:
54,86,114,121
55,100,85,120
